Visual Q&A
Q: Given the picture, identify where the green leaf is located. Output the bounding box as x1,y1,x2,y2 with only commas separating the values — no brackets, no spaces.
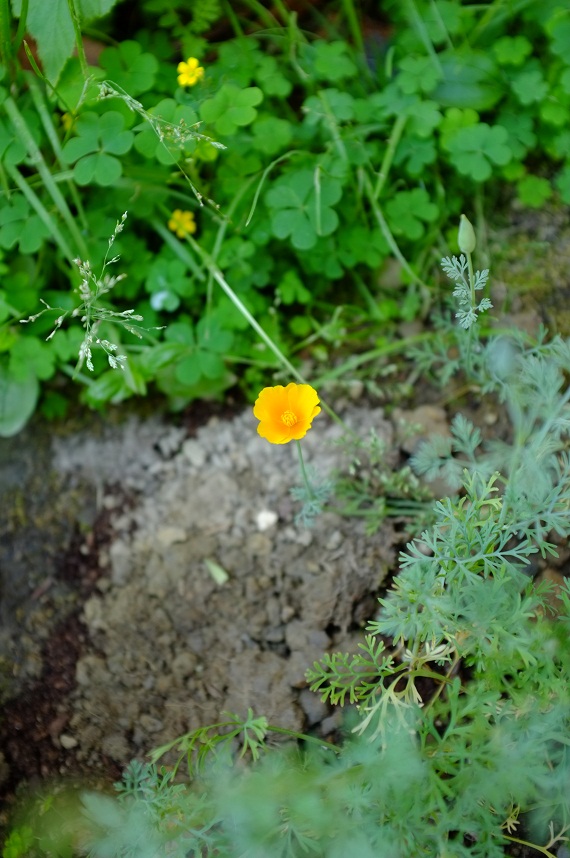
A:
134,99,198,164
196,317,233,353
277,270,311,305
394,137,437,177
165,321,195,346
0,361,39,437
10,0,119,85
198,349,224,379
62,111,133,185
406,101,442,138
200,84,263,136
546,12,570,62
10,336,56,381
397,56,442,96
0,195,50,253
512,67,548,106
302,89,354,126
254,56,292,98
497,111,536,161
492,36,533,67
175,353,201,386
517,175,552,208
385,188,439,240
251,116,293,155
313,41,357,83
432,51,503,110
443,123,512,182
73,151,122,186
99,40,158,96
265,168,342,250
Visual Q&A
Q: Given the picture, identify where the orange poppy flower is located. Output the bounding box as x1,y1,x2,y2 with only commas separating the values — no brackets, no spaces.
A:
253,383,321,444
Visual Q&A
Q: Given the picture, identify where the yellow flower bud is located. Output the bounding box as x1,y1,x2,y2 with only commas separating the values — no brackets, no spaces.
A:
458,214,476,254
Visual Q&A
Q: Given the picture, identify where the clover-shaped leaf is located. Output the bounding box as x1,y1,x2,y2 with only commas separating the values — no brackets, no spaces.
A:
62,111,134,186
146,257,195,312
433,51,502,110
443,123,511,182
512,67,548,106
265,169,342,250
397,56,443,95
336,225,389,269
254,55,292,98
439,107,479,148
217,40,259,87
407,100,442,137
313,41,357,83
539,92,569,128
277,270,311,305
497,111,536,160
167,316,233,386
200,85,263,136
302,89,354,127
134,98,199,164
546,12,570,62
517,175,552,208
394,137,437,177
10,336,55,382
251,115,293,155
386,188,439,240
0,195,50,253
99,41,159,96
493,35,533,67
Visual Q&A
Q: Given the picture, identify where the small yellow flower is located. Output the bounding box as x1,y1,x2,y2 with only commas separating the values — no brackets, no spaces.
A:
168,209,197,239
177,57,205,87
253,383,321,445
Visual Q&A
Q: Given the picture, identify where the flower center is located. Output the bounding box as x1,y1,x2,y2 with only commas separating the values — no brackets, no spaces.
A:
281,410,298,427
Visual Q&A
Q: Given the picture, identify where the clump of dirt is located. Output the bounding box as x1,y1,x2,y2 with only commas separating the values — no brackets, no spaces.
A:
0,399,416,808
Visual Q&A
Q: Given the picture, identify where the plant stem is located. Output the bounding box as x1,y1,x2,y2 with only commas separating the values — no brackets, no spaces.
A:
373,113,407,200
3,95,89,259
465,248,476,374
296,439,315,501
66,0,89,80
340,0,365,55
361,169,430,291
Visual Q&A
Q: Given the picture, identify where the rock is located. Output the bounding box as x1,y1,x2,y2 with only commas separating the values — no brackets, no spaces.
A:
59,734,78,750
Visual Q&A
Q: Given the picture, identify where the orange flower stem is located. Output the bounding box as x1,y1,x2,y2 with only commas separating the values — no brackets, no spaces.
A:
295,440,315,501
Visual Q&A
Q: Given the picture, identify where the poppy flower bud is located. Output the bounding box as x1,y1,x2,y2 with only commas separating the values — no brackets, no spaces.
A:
458,214,476,254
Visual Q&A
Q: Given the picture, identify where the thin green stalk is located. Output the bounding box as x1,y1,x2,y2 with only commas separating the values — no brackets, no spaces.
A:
185,234,348,432
361,169,430,290
295,439,315,502
312,330,434,385
465,248,476,373
373,114,407,200
340,0,365,55
404,0,443,74
0,0,12,74
5,163,75,263
23,41,74,112
232,0,280,29
271,0,294,26
13,0,28,57
150,219,206,281
26,73,88,231
222,0,244,38
3,95,89,258
66,0,89,80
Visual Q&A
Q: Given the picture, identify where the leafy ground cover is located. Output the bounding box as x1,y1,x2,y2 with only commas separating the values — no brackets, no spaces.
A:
1,0,570,433
1,1,570,856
